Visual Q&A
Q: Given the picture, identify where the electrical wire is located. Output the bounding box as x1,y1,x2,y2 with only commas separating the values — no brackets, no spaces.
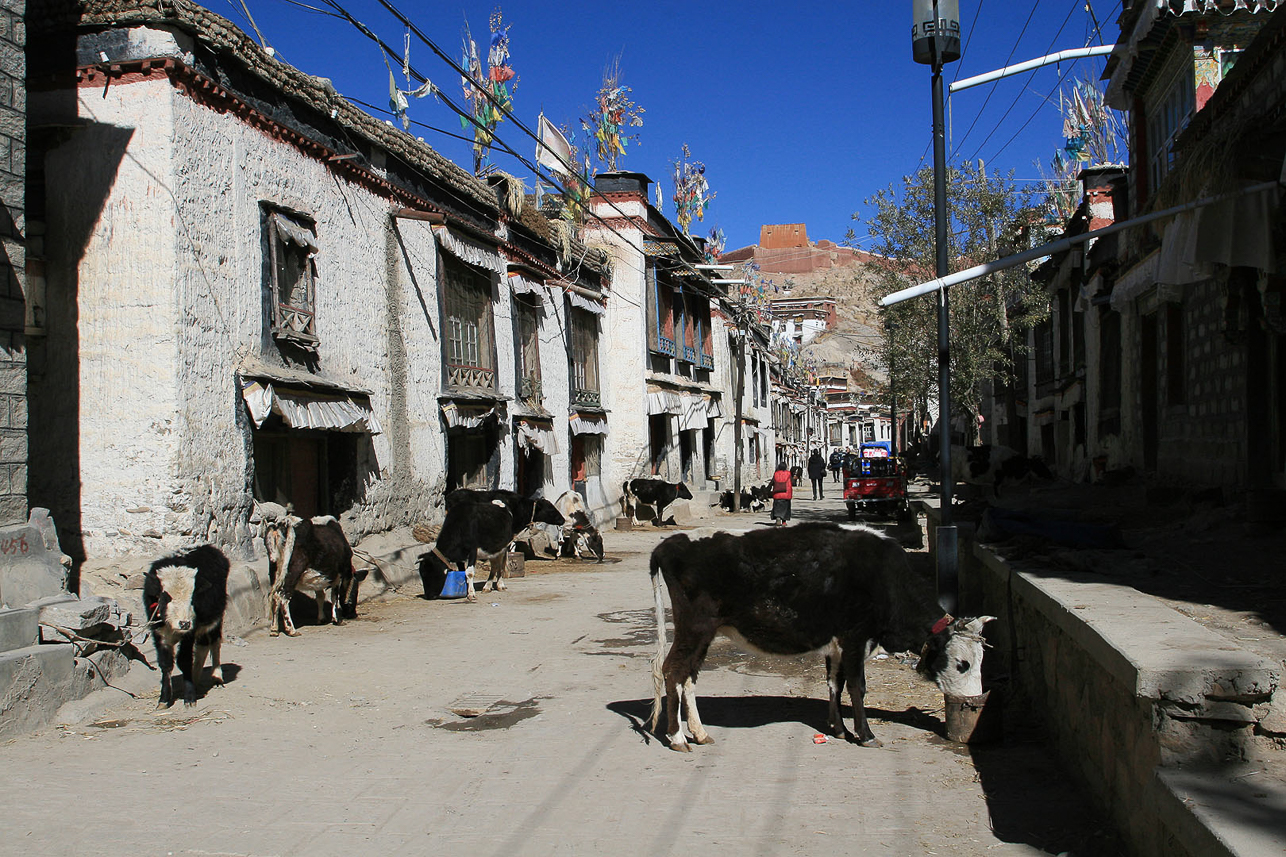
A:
950,0,1042,158
963,0,1081,164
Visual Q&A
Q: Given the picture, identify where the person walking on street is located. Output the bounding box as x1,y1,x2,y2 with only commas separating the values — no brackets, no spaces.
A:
829,448,844,483
770,460,793,525
808,449,827,500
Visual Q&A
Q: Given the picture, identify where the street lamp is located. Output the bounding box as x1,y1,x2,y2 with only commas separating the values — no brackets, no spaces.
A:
912,0,961,615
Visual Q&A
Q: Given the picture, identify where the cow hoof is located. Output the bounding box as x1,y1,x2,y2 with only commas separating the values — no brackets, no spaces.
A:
496,581,507,591
285,628,301,637
210,668,224,685
693,734,715,745
269,629,280,637
858,737,883,748
669,741,692,753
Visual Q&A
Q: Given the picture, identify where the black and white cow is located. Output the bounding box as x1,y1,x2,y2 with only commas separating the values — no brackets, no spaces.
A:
263,514,360,637
717,484,770,513
554,490,604,562
445,488,565,542
143,545,229,708
647,522,992,751
427,491,564,600
623,479,694,525
950,444,1054,497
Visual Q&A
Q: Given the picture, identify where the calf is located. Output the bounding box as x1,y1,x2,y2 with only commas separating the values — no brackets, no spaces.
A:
554,490,604,562
950,444,1054,497
143,545,229,708
717,484,769,513
424,498,518,601
648,522,992,751
623,478,693,525
263,514,359,637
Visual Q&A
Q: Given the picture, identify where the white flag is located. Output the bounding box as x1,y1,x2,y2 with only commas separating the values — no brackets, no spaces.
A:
536,113,573,175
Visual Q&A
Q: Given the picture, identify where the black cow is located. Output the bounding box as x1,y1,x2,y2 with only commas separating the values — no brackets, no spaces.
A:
647,522,992,751
426,492,563,600
623,479,694,525
263,515,361,637
445,488,565,538
554,491,604,562
144,545,229,708
950,444,1054,497
717,483,770,513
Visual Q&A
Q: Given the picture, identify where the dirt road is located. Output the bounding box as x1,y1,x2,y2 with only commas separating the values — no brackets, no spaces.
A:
0,503,1117,856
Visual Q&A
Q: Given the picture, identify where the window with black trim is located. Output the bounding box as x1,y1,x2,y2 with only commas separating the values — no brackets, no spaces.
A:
266,209,319,347
515,296,542,406
569,307,600,407
443,257,496,391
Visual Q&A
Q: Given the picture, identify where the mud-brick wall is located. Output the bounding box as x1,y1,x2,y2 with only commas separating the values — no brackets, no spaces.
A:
1158,278,1246,486
0,0,25,527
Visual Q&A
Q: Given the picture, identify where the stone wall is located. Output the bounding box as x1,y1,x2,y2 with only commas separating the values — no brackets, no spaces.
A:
0,0,24,528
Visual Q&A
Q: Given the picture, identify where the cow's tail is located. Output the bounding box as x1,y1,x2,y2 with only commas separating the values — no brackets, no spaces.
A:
648,556,667,734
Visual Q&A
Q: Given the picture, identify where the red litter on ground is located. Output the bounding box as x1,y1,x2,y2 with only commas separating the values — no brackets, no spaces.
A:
813,734,828,744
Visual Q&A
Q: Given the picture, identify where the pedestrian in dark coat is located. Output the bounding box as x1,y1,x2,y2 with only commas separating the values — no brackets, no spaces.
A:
829,448,844,482
807,449,827,500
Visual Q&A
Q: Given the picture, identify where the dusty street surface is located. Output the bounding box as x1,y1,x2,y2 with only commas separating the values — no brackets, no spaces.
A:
0,500,1116,856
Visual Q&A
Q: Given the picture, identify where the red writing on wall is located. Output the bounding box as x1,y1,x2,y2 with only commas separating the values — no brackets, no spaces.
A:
1,535,29,555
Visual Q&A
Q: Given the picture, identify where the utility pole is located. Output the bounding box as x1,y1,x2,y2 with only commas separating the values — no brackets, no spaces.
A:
913,0,962,616
732,317,746,511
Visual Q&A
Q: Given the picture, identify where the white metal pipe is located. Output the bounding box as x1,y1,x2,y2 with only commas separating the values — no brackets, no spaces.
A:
949,45,1115,93
878,179,1282,307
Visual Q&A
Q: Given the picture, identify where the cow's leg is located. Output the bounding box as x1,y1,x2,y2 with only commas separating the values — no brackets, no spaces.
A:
282,592,301,636
330,583,345,625
843,642,880,747
463,553,478,603
825,639,850,739
155,637,175,707
481,550,506,592
661,628,713,751
316,591,328,624
207,626,224,686
177,635,199,707
681,677,714,745
267,590,281,637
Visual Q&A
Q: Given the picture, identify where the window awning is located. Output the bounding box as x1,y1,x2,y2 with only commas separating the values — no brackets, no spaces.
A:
440,401,501,429
509,271,545,297
570,412,607,435
679,395,709,432
515,417,559,455
568,290,606,316
271,212,318,253
433,224,506,274
1109,253,1159,312
646,389,683,415
707,395,724,418
241,380,381,433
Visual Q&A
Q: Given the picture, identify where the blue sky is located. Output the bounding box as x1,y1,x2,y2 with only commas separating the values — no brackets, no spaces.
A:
230,0,1123,252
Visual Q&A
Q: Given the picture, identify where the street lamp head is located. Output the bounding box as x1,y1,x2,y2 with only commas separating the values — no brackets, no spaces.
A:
912,0,962,66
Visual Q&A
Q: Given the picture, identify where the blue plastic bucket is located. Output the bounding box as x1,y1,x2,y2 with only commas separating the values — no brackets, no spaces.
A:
440,569,470,599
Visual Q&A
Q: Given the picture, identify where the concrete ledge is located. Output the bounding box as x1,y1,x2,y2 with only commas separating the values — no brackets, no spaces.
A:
1156,766,1286,857
976,549,1279,708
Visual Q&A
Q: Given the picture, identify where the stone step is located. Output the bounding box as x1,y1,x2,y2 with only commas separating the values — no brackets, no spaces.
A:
0,608,38,654
0,643,75,702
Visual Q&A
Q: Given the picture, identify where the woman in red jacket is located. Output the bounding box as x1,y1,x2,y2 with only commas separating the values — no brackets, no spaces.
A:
770,460,793,526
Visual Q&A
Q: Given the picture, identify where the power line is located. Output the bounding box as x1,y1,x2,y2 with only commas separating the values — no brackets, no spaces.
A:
317,0,657,269
963,0,1081,164
950,0,1042,158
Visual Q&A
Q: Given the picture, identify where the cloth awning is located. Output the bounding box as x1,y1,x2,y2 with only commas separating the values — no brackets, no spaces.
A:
509,271,544,297
241,380,381,433
568,291,606,316
440,401,500,428
706,396,724,419
1109,252,1160,312
515,418,559,455
271,212,318,253
679,395,708,432
433,225,506,274
570,412,607,435
646,389,683,415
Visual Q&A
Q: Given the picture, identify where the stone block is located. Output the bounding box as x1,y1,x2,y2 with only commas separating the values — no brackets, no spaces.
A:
667,498,696,525
0,605,34,652
0,512,69,606
506,551,525,579
0,643,76,740
37,595,112,632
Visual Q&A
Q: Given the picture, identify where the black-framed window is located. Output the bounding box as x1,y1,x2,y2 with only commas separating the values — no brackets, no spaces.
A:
266,209,319,346
515,296,542,405
570,307,600,407
443,257,496,391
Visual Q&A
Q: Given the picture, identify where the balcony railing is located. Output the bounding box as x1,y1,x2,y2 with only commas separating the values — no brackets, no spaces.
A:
655,335,676,357
274,303,318,343
571,387,601,408
698,352,714,370
681,345,697,364
447,364,496,390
